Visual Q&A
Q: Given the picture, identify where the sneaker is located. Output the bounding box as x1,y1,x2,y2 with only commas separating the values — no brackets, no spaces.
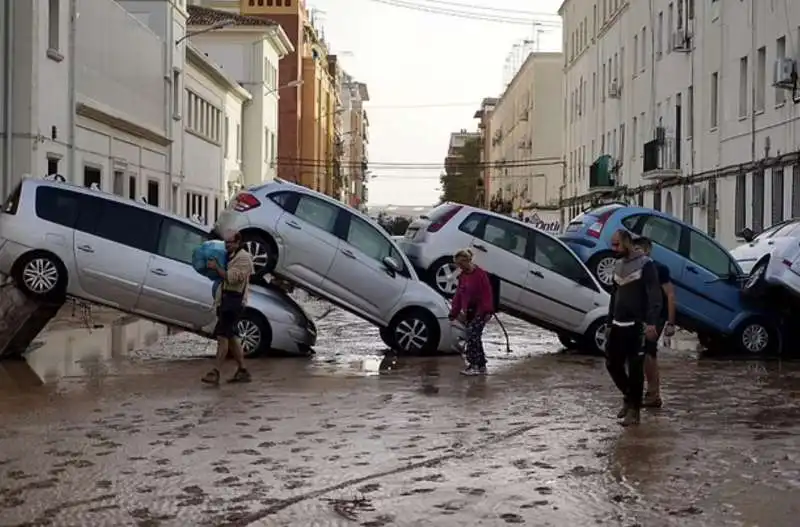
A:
228,368,252,383
616,403,629,419
460,366,480,376
643,394,663,408
476,366,488,375
201,368,220,385
621,408,641,427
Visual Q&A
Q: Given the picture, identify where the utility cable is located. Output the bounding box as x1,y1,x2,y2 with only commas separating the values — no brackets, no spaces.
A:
366,0,562,25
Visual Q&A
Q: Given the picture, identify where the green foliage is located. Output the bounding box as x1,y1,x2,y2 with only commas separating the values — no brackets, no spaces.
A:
440,137,482,205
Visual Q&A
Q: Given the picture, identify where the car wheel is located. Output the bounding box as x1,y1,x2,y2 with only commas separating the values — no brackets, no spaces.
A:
241,231,278,277
428,258,460,298
388,309,440,355
589,252,617,291
13,251,67,301
734,317,777,356
557,333,577,349
582,318,608,355
237,310,273,358
742,258,768,297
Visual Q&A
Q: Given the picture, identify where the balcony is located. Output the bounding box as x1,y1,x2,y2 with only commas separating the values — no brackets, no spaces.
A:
642,137,681,180
588,154,616,195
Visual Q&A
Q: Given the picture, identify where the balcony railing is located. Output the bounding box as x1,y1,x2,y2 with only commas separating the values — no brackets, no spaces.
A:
642,137,681,180
589,154,616,191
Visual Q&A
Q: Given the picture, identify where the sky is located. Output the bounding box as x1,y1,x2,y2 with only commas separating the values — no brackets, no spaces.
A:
307,0,563,207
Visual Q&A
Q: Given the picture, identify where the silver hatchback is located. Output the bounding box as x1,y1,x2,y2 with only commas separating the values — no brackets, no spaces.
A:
0,178,317,357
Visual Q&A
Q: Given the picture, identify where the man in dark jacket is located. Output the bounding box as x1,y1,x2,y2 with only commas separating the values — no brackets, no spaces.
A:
605,229,663,426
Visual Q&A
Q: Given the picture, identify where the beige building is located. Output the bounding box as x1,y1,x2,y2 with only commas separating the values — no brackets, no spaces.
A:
473,97,498,209
487,52,564,214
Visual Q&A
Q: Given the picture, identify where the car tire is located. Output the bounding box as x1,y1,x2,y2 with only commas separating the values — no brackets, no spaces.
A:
733,317,778,356
388,309,440,355
379,326,393,349
588,252,617,292
237,309,273,358
427,257,460,298
13,251,67,301
742,258,768,298
581,318,608,355
241,231,278,278
557,333,577,349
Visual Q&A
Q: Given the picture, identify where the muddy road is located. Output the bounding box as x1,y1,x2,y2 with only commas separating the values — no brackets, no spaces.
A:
1,306,799,526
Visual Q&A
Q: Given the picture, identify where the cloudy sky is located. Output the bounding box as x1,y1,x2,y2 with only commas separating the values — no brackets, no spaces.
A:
308,0,563,206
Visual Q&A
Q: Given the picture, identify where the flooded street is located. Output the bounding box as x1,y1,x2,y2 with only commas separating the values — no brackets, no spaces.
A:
1,302,800,526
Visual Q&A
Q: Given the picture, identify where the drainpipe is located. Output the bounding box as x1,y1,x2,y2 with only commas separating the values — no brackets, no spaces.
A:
2,0,14,199
67,0,77,181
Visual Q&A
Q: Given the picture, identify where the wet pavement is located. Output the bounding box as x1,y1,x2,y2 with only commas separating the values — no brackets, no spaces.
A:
2,299,800,526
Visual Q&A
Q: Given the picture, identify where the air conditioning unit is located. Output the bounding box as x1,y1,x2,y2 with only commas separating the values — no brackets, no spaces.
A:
672,30,690,52
773,58,797,90
608,79,621,98
519,109,529,121
688,185,708,207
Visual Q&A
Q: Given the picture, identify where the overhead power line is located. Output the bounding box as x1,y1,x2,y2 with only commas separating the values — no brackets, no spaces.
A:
366,0,563,25
276,156,564,169
424,0,562,17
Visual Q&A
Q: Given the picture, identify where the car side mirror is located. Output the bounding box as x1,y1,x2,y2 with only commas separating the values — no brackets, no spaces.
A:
739,227,754,242
383,256,401,273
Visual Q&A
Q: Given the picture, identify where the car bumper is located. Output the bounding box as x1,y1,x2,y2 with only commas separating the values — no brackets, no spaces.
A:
0,238,26,276
272,319,317,355
402,243,436,273
214,210,252,237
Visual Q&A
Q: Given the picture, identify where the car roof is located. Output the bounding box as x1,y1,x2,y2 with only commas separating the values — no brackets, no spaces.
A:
22,176,211,232
614,205,731,246
453,203,563,239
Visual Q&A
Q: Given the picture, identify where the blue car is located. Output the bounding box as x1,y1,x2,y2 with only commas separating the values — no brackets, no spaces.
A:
560,204,778,355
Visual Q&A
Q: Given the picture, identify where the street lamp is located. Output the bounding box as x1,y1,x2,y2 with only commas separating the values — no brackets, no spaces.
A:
175,20,236,45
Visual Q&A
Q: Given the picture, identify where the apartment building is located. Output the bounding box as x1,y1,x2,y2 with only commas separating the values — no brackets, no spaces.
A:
339,74,370,210
560,0,800,248
487,52,564,215
473,97,498,209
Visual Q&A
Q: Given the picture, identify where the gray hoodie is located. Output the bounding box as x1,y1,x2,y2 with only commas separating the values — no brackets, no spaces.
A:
607,253,663,326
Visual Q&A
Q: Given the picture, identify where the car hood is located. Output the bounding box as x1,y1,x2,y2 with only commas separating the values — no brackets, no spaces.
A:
250,283,315,330
730,241,769,264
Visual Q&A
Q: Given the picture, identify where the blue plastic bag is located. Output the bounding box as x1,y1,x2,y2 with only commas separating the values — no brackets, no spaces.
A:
192,240,228,280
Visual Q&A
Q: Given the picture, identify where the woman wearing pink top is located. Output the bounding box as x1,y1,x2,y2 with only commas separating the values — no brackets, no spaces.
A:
448,249,495,376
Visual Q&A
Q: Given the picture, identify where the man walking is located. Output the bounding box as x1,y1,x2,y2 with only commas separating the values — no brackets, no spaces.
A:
605,230,663,426
202,230,254,385
633,237,676,408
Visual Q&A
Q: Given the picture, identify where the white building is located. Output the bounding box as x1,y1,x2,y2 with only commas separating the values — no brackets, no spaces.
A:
187,5,293,191
339,74,370,209
560,0,800,248
184,44,250,224
487,51,564,213
0,0,186,209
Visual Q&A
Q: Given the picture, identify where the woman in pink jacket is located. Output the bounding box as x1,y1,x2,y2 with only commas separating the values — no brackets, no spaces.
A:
448,248,495,376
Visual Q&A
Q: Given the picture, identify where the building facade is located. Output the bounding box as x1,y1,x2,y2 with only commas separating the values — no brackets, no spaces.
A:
473,97,498,209
560,0,800,248
339,74,370,210
187,5,293,191
183,44,250,224
487,52,564,215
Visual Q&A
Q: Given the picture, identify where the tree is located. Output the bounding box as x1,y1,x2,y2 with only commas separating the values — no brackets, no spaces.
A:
440,136,482,205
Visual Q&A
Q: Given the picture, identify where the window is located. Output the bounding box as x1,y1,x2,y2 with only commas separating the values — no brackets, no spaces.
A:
738,56,748,118
640,27,646,72
147,180,160,207
294,196,339,233
268,191,297,211
756,47,766,112
224,117,230,158
185,90,222,143
686,85,693,138
653,189,662,211
236,124,242,161
667,3,673,53
633,34,639,73
640,216,681,251
158,220,208,265
772,167,785,224
632,116,638,158
480,217,528,258
83,166,101,189
80,199,161,253
752,170,765,232
710,72,719,128
345,215,395,264
735,174,746,233
458,213,483,235
185,191,208,221
657,12,663,57
125,176,136,201
35,187,79,228
113,171,125,196
172,71,181,117
264,127,270,160
688,231,731,277
48,0,60,54
47,157,60,176
621,215,640,231
776,37,787,105
533,233,589,285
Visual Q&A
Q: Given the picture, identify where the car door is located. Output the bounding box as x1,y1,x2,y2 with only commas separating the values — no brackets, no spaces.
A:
136,219,215,329
32,186,82,279
525,231,602,329
273,193,341,288
680,228,740,329
324,212,408,320
73,196,160,310
469,215,532,311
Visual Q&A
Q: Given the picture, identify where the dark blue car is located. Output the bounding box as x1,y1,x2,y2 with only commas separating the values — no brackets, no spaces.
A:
560,204,778,355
